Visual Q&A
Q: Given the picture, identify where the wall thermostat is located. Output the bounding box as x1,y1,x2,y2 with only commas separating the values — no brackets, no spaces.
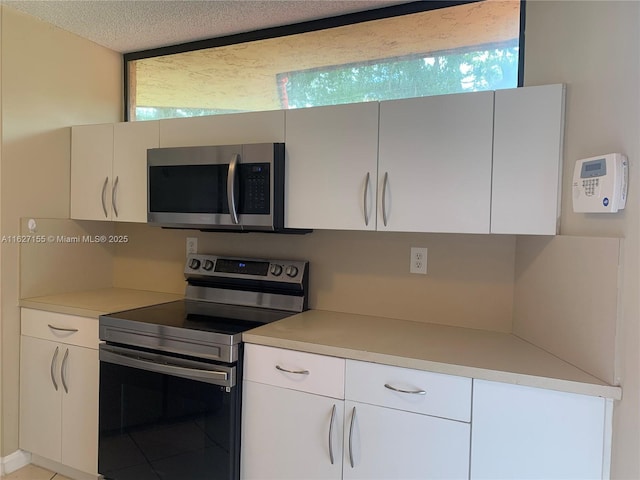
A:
572,153,628,213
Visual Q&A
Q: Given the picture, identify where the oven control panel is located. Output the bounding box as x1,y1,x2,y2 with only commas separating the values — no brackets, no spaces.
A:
185,254,307,283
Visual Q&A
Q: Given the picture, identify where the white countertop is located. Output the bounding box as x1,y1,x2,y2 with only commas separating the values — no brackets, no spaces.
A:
243,309,622,400
20,288,183,318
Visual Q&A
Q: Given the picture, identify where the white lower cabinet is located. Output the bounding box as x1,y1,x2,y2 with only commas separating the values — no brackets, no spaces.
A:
241,381,344,480
241,345,345,480
343,401,470,479
344,360,472,480
242,345,472,480
19,309,99,475
470,379,612,479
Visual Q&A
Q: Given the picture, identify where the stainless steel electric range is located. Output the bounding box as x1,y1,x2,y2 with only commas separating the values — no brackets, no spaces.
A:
97,254,309,480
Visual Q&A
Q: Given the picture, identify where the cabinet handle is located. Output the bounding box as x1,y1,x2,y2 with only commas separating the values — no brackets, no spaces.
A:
48,324,79,333
363,172,371,226
275,365,309,375
112,176,119,218
101,176,109,218
384,383,426,395
61,348,69,394
50,346,59,391
348,406,357,468
328,404,336,465
382,172,389,227
227,154,240,225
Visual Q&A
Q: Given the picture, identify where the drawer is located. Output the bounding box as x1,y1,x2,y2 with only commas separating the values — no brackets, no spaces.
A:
21,308,99,349
346,360,471,422
244,344,345,399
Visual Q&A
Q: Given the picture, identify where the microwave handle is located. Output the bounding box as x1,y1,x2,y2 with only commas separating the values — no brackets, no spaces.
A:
227,154,240,225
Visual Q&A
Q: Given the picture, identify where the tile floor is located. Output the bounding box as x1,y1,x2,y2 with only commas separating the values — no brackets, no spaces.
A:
1,464,72,480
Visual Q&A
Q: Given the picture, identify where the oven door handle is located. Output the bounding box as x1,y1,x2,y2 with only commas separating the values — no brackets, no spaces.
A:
100,345,233,386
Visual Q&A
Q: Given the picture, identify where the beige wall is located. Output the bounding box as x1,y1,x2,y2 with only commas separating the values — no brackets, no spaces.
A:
114,225,517,332
523,1,640,477
0,6,122,456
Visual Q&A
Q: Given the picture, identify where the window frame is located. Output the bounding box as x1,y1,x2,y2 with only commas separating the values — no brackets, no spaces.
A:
123,0,526,121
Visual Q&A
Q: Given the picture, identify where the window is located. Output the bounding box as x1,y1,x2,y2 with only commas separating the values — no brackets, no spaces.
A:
125,0,523,121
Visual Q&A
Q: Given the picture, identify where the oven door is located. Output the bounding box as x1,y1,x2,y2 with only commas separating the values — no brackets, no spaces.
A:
98,344,240,480
147,143,280,231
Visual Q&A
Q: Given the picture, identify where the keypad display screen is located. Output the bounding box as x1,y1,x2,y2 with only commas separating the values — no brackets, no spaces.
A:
580,158,606,178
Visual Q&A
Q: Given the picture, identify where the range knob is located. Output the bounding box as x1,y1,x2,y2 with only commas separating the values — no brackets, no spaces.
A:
270,264,283,276
202,259,214,271
189,258,201,270
285,265,299,278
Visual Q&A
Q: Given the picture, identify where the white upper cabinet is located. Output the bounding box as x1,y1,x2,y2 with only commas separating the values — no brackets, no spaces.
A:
112,121,159,223
71,121,158,222
70,123,114,221
378,91,494,233
491,84,565,234
158,110,285,147
285,102,379,230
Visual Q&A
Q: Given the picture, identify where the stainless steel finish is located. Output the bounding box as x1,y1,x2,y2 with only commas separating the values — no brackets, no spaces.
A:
100,344,236,388
227,153,240,225
50,346,59,391
384,383,427,395
186,285,305,313
101,176,109,218
364,172,371,226
147,143,278,231
349,406,357,468
48,324,79,333
382,171,389,227
275,365,309,375
99,320,236,363
112,176,119,218
329,404,337,465
61,348,69,394
185,254,307,285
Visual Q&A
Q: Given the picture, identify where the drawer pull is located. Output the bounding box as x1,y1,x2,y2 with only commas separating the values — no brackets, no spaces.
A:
328,404,336,465
48,324,79,333
384,383,426,395
50,346,59,391
275,365,309,375
348,406,357,468
61,348,69,394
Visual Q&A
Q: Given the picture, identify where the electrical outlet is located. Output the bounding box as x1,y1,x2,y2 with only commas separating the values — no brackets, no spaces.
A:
410,247,427,274
186,237,198,255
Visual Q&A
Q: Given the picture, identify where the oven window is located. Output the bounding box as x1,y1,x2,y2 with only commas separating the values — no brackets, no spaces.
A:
99,362,240,480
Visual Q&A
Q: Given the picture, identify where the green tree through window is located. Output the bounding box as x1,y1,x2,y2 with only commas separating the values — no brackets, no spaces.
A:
279,42,518,109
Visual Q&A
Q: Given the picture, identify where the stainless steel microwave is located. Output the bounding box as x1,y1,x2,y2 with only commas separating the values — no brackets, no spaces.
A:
147,142,288,232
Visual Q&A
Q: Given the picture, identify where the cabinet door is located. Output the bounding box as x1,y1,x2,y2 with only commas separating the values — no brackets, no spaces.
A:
19,336,63,463
491,84,565,234
378,92,494,233
471,379,606,479
61,345,99,474
113,120,159,223
241,381,343,480
344,401,470,480
285,103,379,230
71,123,114,220
159,110,285,147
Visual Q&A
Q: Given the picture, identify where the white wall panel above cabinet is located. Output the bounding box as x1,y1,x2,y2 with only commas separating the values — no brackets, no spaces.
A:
491,84,565,234
285,102,379,230
378,91,494,233
158,110,285,147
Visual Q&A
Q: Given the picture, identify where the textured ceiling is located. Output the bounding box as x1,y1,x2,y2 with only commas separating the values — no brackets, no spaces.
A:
1,0,408,53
